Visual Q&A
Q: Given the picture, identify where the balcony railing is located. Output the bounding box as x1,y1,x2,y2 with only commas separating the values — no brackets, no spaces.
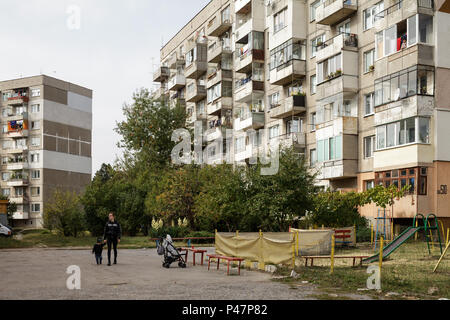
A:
316,32,358,51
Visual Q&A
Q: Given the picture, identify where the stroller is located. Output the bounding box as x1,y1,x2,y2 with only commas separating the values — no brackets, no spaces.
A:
157,235,186,268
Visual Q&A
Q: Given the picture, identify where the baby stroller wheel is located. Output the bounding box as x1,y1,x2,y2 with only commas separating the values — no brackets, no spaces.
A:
162,262,170,268
178,262,186,268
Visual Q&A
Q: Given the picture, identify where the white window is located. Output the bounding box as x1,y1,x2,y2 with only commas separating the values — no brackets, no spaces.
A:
317,54,342,84
31,121,40,130
31,153,40,163
269,92,280,109
376,117,430,150
2,141,12,150
31,89,41,97
31,137,41,147
310,0,322,22
364,49,374,73
311,34,325,58
235,136,245,153
31,203,41,213
364,135,375,158
269,125,280,139
310,149,317,166
2,125,7,133
364,92,374,116
310,75,317,94
31,187,40,197
15,188,24,197
2,172,10,181
31,104,40,113
363,1,384,31
31,170,40,179
2,157,8,165
2,188,10,197
274,8,287,33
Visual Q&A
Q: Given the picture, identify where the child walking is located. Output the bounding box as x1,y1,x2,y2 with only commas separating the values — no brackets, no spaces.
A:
92,238,106,265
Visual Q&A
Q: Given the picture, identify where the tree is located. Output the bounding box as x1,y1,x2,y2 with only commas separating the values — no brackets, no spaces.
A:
115,89,187,169
43,190,85,237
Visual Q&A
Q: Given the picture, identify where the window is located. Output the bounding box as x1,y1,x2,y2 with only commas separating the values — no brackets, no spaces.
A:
15,188,24,197
207,83,222,103
31,104,40,113
2,125,7,133
365,180,375,190
31,187,40,197
311,34,325,58
1,188,10,197
274,8,287,33
2,173,10,181
31,121,40,130
363,1,384,31
376,167,424,194
317,54,342,84
2,141,12,150
317,136,342,162
31,170,40,179
364,92,374,116
31,153,40,163
269,92,280,109
364,49,374,73
310,112,316,132
31,89,41,97
31,137,41,147
2,157,7,165
310,149,317,166
374,65,434,107
310,0,322,22
269,125,280,139
376,117,430,150
364,135,375,158
31,203,41,213
310,75,317,94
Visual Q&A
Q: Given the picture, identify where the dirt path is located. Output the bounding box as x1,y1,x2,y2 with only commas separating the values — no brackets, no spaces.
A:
0,248,372,300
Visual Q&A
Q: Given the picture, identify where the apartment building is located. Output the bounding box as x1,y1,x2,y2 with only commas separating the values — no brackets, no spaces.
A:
0,75,92,228
154,0,450,229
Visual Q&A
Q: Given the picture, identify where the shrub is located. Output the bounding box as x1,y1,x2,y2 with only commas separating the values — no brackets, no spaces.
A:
186,231,215,244
149,225,189,239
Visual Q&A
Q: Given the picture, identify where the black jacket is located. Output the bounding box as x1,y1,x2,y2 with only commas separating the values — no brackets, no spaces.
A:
103,220,122,240
92,243,106,255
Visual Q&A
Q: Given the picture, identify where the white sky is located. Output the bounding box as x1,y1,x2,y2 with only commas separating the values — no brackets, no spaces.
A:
0,0,210,175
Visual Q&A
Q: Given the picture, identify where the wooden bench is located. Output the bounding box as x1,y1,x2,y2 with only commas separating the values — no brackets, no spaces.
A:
180,247,208,266
303,255,369,267
207,254,245,275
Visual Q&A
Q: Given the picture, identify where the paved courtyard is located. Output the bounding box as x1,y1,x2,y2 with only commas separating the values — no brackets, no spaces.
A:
0,247,330,300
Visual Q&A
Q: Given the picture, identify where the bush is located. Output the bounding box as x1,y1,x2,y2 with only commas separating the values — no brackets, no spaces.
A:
149,225,189,239
356,224,371,243
186,231,215,244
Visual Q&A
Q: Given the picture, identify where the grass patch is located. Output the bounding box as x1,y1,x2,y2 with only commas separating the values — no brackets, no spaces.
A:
273,241,450,300
0,229,214,249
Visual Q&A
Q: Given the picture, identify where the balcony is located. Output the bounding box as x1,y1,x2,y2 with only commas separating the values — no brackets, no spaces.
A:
316,33,358,62
269,60,306,86
316,116,358,135
7,111,28,121
6,161,29,171
185,61,208,80
235,144,255,162
279,132,306,149
268,95,306,119
234,78,264,103
316,0,358,26
205,126,228,142
235,0,252,14
7,177,29,187
167,74,186,91
316,159,358,180
5,146,28,154
186,81,206,103
153,66,170,82
167,53,185,70
6,92,29,105
207,97,233,116
206,68,233,89
235,48,265,74
10,196,28,205
208,39,232,63
207,12,233,37
234,112,265,131
12,211,29,220
8,130,29,138
317,74,358,100
153,85,169,100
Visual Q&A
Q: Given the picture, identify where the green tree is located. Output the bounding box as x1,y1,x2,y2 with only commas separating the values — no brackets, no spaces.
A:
43,190,85,237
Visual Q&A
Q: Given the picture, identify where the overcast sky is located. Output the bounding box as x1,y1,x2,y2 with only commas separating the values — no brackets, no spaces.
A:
0,0,210,175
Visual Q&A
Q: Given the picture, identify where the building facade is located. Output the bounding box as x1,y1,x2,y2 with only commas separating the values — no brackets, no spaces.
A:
0,75,92,228
154,0,450,230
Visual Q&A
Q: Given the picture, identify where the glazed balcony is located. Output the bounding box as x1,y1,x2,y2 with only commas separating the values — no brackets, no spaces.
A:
234,112,265,131
315,33,358,62
269,60,306,86
208,39,232,63
153,66,170,82
167,74,186,91
207,97,233,116
12,211,29,220
186,81,206,103
207,11,233,37
268,95,306,119
316,0,358,26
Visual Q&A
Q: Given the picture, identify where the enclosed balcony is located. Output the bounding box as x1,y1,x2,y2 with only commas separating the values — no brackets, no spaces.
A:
153,66,170,82
208,39,232,63
186,80,206,103
316,0,358,26
234,76,264,103
206,67,233,89
7,120,29,138
207,9,233,37
315,33,358,62
185,42,208,79
167,74,186,91
12,211,29,220
268,95,306,119
5,89,29,105
269,40,306,86
235,32,265,74
234,112,265,131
